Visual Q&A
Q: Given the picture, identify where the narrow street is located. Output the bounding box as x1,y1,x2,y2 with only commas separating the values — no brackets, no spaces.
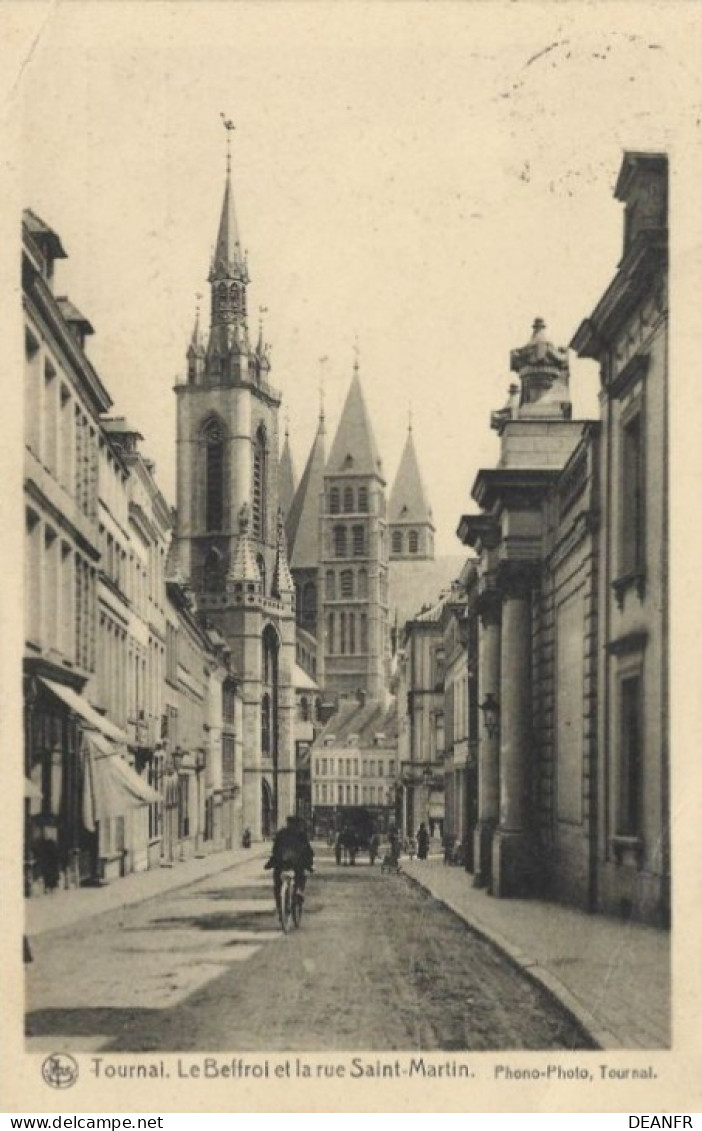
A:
26,849,593,1053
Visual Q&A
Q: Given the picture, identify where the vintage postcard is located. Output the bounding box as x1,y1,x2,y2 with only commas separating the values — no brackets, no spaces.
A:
1,0,701,1117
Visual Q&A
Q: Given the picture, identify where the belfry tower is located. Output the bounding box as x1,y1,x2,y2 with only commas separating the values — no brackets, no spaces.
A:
173,131,296,838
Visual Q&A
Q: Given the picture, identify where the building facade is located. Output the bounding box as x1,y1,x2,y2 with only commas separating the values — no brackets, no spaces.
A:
311,697,398,836
23,208,244,895
571,152,669,925
456,150,668,926
396,599,447,839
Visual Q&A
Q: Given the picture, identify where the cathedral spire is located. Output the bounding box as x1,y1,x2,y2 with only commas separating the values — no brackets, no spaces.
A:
287,410,327,565
278,421,297,522
388,425,435,560
326,361,384,482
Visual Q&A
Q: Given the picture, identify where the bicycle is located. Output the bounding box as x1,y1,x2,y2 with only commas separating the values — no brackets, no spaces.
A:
277,868,304,933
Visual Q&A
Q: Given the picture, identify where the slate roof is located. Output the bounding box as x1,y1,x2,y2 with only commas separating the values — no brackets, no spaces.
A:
287,413,326,568
318,696,399,746
388,428,433,527
326,369,384,481
278,431,298,524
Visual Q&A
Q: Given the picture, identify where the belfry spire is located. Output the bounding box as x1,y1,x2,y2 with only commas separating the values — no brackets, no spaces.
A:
206,118,250,373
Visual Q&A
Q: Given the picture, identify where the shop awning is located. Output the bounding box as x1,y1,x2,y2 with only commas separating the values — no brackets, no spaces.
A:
40,678,129,744
82,733,160,831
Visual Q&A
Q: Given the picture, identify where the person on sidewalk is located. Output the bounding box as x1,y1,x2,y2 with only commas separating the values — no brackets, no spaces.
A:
417,823,430,860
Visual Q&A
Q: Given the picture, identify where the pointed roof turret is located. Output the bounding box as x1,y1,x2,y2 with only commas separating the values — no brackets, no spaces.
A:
187,303,206,358
326,364,384,481
389,425,434,528
278,423,297,522
287,408,326,567
273,509,295,598
228,502,261,584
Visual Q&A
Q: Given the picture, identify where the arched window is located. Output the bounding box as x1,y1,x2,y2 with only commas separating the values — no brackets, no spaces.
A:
326,570,335,600
302,581,317,623
358,487,369,513
343,486,354,513
340,570,354,599
392,530,403,555
203,419,225,532
409,530,419,554
203,547,224,592
329,487,340,514
333,525,347,557
327,612,335,654
252,425,267,539
261,692,271,755
257,553,266,595
340,612,346,655
358,568,368,598
262,625,279,761
360,613,368,653
352,525,365,556
300,696,310,722
349,614,356,655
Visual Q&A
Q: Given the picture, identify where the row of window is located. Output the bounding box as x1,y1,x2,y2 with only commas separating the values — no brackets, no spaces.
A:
326,568,369,600
314,783,392,806
331,524,367,558
325,611,369,655
25,508,97,671
392,529,420,554
328,485,369,514
25,333,99,524
314,756,395,777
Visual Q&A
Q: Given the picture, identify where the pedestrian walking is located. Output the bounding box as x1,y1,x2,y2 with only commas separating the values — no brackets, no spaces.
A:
417,822,429,860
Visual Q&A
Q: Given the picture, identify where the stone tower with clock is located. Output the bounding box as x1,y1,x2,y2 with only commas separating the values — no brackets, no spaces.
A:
173,149,296,839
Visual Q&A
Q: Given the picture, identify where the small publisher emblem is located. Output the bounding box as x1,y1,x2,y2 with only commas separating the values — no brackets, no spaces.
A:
41,1053,79,1089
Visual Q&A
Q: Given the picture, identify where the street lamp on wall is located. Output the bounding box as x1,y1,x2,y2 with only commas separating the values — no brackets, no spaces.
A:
479,693,500,740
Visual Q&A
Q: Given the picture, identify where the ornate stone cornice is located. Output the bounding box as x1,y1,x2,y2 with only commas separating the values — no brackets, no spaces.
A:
457,513,500,550
471,468,560,512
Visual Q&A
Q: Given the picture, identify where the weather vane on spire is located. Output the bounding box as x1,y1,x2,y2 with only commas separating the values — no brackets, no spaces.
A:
408,403,413,433
220,113,235,173
353,335,360,374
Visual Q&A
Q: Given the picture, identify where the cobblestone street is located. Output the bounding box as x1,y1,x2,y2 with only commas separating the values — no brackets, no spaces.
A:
26,850,593,1053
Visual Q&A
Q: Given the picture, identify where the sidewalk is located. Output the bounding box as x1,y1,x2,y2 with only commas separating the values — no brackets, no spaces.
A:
25,845,267,938
403,857,670,1051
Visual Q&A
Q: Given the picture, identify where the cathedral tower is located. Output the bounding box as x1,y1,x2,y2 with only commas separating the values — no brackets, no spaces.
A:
388,421,435,561
320,362,390,699
174,137,296,838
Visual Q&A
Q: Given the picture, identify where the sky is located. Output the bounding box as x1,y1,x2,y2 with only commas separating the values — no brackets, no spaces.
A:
12,1,701,554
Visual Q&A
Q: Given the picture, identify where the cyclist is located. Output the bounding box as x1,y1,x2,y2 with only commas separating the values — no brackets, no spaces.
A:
264,815,314,910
